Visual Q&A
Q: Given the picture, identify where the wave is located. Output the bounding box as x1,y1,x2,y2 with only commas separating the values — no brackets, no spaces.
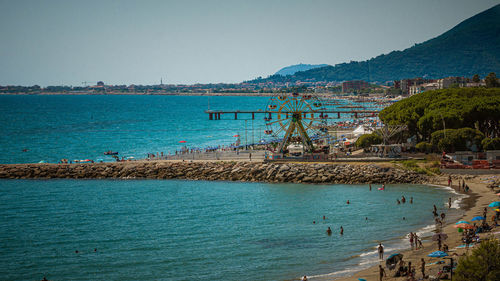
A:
298,183,468,281
305,221,444,280
426,183,469,209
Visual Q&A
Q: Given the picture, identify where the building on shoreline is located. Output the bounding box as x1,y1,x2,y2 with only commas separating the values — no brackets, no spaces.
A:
341,80,369,93
394,75,487,95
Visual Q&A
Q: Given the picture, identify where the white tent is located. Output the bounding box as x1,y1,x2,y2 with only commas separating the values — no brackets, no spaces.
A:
353,125,372,137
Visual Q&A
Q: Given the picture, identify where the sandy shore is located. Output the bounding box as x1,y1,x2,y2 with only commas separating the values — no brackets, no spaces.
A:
330,173,500,281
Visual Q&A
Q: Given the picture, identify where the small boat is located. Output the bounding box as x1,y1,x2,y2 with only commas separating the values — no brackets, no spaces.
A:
104,150,118,155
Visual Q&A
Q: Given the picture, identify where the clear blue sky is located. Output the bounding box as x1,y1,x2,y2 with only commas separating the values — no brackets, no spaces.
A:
0,0,498,86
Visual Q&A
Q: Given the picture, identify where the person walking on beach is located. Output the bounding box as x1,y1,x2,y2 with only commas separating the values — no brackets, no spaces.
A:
379,265,386,281
409,232,414,250
408,261,414,280
378,243,384,259
449,197,452,208
448,175,452,187
420,258,426,279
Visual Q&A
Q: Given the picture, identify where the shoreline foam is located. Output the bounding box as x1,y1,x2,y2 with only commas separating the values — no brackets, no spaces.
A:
306,182,466,280
327,173,499,281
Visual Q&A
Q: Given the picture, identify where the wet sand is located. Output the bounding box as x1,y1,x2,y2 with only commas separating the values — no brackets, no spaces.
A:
330,173,499,281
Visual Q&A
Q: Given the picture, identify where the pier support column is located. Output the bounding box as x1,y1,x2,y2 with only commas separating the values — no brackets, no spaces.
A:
209,113,213,120
217,113,221,120
338,112,341,118
235,113,237,120
354,112,358,118
252,113,255,120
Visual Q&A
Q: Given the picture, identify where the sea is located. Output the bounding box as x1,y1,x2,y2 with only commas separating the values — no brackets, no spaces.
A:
0,95,465,280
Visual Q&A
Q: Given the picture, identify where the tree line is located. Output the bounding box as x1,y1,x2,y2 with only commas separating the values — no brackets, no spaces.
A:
378,87,500,152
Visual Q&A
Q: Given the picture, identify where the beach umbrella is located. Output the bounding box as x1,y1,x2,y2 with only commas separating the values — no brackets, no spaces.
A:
386,253,403,270
178,140,187,143
489,201,500,207
471,216,485,221
454,223,474,229
428,251,448,258
455,220,470,225
432,233,448,241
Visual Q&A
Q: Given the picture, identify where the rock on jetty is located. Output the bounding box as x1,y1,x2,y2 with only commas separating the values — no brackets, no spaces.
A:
0,161,427,184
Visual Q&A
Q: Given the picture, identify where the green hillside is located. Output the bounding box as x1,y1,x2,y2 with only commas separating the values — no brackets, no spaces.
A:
252,4,500,83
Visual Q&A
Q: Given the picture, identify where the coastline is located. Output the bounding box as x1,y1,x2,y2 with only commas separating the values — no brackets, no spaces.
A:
0,160,497,280
328,173,499,281
0,92,278,97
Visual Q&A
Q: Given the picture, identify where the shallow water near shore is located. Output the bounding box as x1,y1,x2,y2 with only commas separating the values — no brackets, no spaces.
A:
0,179,463,281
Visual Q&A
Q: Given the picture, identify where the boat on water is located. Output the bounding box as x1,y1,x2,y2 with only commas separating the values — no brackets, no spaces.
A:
104,151,119,155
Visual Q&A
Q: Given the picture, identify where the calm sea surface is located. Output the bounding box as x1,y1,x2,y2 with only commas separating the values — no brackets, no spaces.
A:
0,180,461,281
0,95,462,280
0,95,270,164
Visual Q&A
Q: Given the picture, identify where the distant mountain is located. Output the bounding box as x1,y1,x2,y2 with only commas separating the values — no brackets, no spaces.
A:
251,4,500,83
274,64,329,76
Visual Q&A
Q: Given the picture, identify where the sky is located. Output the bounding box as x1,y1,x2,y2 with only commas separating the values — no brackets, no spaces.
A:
0,0,498,86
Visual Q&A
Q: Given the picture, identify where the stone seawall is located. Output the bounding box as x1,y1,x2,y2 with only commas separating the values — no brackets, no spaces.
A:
0,161,427,184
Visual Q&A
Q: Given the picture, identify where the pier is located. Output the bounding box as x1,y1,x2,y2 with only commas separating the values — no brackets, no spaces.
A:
205,110,379,120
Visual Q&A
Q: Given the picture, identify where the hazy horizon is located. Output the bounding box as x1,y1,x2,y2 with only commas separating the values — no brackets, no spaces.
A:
0,0,498,86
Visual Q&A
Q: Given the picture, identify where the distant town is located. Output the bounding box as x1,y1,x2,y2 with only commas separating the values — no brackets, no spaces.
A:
1,72,497,96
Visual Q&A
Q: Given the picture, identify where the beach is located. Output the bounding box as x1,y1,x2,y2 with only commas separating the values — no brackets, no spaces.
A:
331,172,499,281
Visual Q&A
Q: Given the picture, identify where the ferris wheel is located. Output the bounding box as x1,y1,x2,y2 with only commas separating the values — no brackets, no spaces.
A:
264,93,328,153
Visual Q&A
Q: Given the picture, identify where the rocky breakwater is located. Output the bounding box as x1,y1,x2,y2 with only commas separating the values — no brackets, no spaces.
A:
0,161,427,184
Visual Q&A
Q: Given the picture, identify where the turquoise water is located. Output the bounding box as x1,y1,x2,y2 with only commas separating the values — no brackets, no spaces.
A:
0,95,376,164
0,95,269,164
0,95,461,280
0,179,461,281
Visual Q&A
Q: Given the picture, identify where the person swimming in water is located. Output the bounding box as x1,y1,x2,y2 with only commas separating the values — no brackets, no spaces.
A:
340,226,344,235
326,227,332,235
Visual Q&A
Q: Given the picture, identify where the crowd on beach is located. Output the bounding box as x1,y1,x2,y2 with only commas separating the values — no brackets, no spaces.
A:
374,176,499,281
302,176,500,281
